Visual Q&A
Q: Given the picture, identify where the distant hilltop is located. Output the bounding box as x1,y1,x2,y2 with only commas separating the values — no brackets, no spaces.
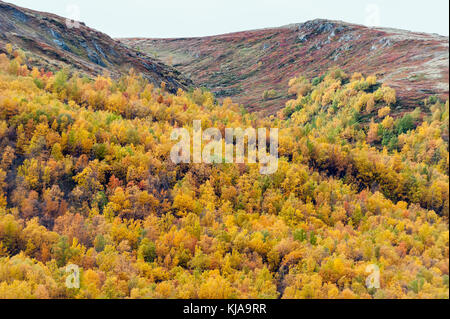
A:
121,19,449,113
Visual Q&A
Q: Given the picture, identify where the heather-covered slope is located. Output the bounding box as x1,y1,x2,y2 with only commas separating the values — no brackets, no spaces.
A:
121,20,449,113
0,0,192,93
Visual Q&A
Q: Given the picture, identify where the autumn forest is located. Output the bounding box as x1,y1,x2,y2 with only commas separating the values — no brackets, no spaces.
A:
0,44,448,299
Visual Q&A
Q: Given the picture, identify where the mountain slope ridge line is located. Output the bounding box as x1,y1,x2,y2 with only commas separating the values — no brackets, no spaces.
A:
0,0,192,93
120,19,448,113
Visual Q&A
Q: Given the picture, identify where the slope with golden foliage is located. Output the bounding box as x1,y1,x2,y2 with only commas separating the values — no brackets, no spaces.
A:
0,48,448,299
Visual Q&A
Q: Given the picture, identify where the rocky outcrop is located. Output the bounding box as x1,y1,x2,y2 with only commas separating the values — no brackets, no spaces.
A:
0,1,192,93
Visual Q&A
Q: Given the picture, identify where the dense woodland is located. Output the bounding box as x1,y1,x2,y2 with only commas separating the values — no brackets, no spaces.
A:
0,46,448,299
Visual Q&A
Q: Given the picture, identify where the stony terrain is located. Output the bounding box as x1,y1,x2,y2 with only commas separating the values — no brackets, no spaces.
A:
0,1,192,93
121,20,449,113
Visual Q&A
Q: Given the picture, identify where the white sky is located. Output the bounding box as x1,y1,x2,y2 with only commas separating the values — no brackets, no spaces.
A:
6,0,450,38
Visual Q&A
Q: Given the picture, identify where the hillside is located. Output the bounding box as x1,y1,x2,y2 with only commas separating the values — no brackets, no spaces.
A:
0,0,192,93
121,20,449,113
0,47,448,298
0,2,448,300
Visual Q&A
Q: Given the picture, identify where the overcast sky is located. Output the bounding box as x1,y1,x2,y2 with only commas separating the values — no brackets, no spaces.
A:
7,0,450,38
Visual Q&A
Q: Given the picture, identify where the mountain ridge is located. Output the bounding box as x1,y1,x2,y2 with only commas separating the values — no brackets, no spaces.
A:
0,0,192,93
120,19,449,113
